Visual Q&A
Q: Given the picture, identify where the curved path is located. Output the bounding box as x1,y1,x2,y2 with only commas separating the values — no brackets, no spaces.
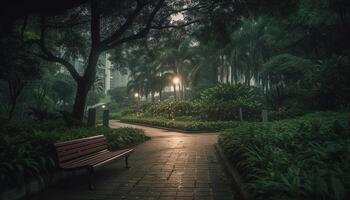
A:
28,121,236,200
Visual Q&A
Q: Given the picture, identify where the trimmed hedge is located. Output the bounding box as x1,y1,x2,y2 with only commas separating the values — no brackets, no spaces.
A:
120,116,241,131
219,112,350,200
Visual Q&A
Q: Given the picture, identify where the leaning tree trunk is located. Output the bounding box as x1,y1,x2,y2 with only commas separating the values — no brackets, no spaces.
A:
72,50,99,123
72,82,90,122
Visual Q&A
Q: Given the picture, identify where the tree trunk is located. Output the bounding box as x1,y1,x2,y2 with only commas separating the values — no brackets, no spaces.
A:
7,80,24,120
226,65,230,84
72,82,89,122
159,90,162,101
72,50,100,123
173,84,177,100
151,92,155,102
7,96,18,120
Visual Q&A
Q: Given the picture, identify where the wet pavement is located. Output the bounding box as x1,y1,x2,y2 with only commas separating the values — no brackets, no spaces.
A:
27,121,235,200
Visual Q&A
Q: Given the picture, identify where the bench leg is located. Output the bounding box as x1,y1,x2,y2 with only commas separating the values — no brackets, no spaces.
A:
87,168,94,190
125,156,129,169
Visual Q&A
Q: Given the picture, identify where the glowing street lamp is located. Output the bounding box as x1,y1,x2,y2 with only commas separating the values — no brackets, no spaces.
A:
134,92,140,105
172,76,181,100
172,76,180,85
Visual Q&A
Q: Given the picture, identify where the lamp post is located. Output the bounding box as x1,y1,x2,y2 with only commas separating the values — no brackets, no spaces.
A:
134,92,140,105
102,104,109,127
173,76,180,100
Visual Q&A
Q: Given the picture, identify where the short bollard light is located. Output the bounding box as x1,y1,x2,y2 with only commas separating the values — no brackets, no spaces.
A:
102,104,109,127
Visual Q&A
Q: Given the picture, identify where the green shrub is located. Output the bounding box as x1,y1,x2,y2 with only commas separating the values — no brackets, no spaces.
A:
120,107,138,116
110,112,123,120
101,127,149,150
268,107,306,121
218,112,350,199
133,100,198,119
120,116,241,131
126,84,263,122
150,100,198,119
197,83,263,121
0,133,55,188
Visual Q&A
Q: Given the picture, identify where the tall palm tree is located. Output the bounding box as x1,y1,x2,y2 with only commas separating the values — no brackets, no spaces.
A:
228,17,270,86
158,39,199,99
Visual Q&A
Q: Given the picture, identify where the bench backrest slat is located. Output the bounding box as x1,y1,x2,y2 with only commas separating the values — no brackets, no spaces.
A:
54,135,108,163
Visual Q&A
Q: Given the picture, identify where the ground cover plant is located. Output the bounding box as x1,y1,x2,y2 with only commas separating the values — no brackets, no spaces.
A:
219,112,350,200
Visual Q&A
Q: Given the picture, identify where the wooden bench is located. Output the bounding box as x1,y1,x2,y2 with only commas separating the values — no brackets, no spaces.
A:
53,135,134,189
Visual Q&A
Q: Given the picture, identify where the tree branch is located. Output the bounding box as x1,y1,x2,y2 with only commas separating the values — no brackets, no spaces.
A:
103,0,165,50
150,19,202,30
100,0,145,48
32,16,82,82
158,3,205,22
91,0,101,48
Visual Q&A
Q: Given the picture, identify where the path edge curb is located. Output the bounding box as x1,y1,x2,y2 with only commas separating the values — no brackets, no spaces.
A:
215,144,251,200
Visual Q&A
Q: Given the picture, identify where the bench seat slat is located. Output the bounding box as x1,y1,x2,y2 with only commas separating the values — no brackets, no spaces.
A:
54,135,105,147
60,149,133,169
58,145,107,163
59,149,109,167
56,137,107,152
93,149,134,168
57,140,107,157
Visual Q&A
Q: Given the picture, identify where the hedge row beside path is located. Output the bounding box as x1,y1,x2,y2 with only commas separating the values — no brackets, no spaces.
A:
120,116,242,132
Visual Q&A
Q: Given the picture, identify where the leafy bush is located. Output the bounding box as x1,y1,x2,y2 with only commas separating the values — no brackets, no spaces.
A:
147,100,198,119
110,112,123,120
102,127,149,150
0,133,55,188
219,112,350,199
132,100,198,119
197,83,263,121
268,107,306,121
120,116,241,131
127,84,263,122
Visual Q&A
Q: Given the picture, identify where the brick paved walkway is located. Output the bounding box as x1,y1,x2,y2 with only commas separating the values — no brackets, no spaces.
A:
27,121,236,200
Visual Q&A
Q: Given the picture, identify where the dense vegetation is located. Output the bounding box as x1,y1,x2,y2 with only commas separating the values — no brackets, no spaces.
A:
117,83,307,131
219,112,350,199
1,0,350,199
